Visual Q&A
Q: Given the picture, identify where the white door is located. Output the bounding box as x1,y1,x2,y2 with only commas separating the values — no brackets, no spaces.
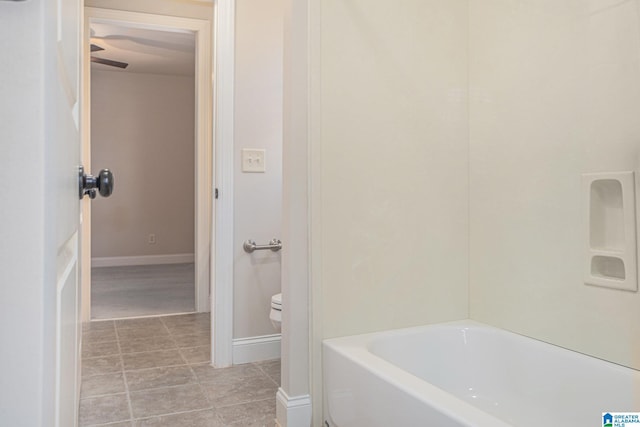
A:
0,0,82,425
53,0,83,425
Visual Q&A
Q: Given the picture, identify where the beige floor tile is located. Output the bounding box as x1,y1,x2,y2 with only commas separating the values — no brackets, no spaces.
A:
82,341,120,359
126,366,197,392
172,332,210,349
122,349,186,371
83,328,118,345
83,321,116,333
202,374,278,408
82,355,123,377
117,325,170,341
179,346,211,364
254,360,281,386
129,384,210,419
133,409,222,426
78,313,280,427
91,422,133,427
119,336,177,354
116,317,165,330
81,372,126,398
161,313,210,330
216,398,276,427
191,363,261,384
166,323,210,337
79,394,131,426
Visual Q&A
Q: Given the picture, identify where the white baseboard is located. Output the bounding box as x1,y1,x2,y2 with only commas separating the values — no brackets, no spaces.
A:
276,389,312,427
232,334,281,364
92,254,195,267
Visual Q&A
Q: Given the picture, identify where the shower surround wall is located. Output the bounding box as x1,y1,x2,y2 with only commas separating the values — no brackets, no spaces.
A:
468,0,640,370
313,0,640,421
319,0,469,340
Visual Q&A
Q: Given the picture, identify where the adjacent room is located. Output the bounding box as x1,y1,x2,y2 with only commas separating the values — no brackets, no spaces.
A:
89,22,197,319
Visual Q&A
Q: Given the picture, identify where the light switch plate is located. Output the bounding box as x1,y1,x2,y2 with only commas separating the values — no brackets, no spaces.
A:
241,149,266,173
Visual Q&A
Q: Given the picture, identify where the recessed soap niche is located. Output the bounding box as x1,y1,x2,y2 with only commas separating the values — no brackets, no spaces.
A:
583,172,637,292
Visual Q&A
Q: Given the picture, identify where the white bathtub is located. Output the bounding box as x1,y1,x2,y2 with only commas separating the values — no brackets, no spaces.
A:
323,320,640,427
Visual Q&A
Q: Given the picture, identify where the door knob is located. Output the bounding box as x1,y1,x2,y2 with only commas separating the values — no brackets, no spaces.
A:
78,166,114,199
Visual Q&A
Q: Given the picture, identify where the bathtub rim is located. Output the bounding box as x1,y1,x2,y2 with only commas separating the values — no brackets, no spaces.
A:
322,319,639,427
323,320,513,427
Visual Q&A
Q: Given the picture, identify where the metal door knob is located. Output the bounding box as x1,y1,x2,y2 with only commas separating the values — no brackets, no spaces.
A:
79,166,114,199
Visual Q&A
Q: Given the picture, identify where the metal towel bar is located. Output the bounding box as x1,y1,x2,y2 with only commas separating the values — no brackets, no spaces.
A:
243,239,282,253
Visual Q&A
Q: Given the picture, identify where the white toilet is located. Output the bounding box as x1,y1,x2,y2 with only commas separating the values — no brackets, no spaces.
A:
270,293,282,331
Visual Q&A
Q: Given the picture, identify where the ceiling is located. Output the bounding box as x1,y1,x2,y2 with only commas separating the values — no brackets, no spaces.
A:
90,23,195,76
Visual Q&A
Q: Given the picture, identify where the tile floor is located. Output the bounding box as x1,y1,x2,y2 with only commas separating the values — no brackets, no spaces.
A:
80,313,280,426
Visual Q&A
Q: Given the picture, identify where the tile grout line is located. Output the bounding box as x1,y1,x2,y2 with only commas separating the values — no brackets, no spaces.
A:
84,361,189,379
114,323,135,425
79,321,120,426
253,361,281,388
214,396,278,410
82,350,202,378
123,362,189,374
179,316,213,411
122,317,216,423
84,314,253,425
81,391,128,400
85,420,133,427
162,315,190,365
84,343,207,355
132,408,217,424
192,359,280,422
199,371,228,426
90,381,204,397
180,327,226,425
82,330,211,378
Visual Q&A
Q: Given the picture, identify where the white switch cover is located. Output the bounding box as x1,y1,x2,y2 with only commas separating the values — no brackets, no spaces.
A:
241,149,266,172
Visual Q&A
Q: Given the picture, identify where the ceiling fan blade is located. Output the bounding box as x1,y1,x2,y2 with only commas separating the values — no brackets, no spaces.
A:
90,44,105,52
91,56,129,69
93,35,193,53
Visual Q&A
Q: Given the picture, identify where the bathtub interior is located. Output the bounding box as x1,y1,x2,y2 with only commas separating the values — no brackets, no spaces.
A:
328,321,640,427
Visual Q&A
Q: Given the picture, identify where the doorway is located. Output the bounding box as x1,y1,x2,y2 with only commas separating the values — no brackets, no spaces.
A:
81,8,212,321
90,23,196,318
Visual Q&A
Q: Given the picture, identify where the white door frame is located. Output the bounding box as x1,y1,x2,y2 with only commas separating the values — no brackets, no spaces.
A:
211,0,235,368
80,8,213,320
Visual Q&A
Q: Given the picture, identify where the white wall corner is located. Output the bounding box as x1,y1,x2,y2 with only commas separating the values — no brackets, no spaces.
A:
276,388,312,427
232,334,281,364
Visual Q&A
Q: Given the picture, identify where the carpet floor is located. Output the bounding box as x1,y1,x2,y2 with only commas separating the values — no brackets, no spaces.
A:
91,263,195,319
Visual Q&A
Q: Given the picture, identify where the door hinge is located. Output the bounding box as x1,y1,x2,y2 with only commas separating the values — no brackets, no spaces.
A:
215,188,219,199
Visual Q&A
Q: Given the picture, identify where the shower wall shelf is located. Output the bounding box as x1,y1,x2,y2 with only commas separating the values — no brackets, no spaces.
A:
582,171,637,292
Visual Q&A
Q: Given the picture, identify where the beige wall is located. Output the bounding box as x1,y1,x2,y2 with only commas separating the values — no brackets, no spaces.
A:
317,0,470,340
233,0,284,339
469,0,640,369
91,70,195,258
